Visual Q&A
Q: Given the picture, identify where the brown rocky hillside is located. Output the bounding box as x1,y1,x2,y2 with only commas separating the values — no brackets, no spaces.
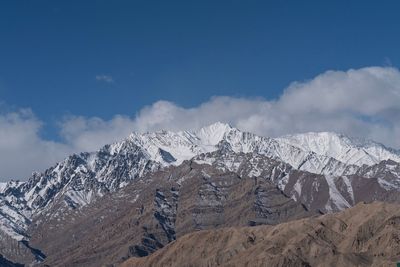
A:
122,201,400,267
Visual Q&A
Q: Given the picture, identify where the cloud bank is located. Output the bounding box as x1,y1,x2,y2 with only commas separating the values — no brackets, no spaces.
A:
0,110,73,181
1,66,400,181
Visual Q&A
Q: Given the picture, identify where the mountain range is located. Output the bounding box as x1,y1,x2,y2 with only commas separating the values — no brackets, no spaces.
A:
1,122,400,266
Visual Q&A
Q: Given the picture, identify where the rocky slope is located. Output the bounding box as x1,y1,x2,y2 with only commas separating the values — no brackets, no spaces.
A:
27,150,400,266
1,122,400,264
194,148,400,213
29,159,311,266
122,201,400,267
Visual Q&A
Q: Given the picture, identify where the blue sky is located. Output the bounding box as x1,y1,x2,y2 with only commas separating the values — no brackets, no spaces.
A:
2,1,400,180
1,1,399,138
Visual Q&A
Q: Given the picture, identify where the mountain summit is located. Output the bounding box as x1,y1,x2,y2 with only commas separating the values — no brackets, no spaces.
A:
1,122,400,265
277,131,400,166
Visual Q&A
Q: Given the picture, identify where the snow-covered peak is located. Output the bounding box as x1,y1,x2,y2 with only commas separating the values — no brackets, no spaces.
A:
108,124,400,172
2,122,400,244
276,131,400,166
126,130,200,165
119,122,235,166
194,122,233,146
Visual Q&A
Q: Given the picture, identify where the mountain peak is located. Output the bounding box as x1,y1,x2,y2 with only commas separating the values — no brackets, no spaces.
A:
276,131,400,166
194,122,234,146
278,131,391,150
2,122,400,253
283,130,386,143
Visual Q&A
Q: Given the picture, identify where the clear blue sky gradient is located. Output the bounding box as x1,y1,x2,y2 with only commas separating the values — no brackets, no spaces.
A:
0,0,399,139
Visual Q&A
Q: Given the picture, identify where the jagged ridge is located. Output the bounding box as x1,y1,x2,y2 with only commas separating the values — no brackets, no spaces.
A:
0,122,400,264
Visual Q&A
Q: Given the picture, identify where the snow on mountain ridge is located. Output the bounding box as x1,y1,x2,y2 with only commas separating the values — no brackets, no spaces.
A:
276,131,400,166
194,121,234,146
123,122,235,166
1,122,400,244
92,123,400,173
121,123,400,175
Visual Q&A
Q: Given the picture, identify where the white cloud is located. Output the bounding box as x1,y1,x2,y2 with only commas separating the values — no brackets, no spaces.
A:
95,74,114,83
0,109,73,181
127,67,400,147
1,66,400,181
59,115,136,152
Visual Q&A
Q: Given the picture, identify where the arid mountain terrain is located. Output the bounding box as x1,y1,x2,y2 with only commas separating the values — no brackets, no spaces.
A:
122,201,400,267
29,160,311,266
1,123,400,266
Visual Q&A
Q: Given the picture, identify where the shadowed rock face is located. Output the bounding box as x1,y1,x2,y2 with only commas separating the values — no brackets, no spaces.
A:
29,161,311,267
0,232,44,265
1,125,400,265
0,254,23,267
121,202,400,267
14,150,400,266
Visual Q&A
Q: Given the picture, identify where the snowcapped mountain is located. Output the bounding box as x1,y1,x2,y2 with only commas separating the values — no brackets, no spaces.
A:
127,123,400,176
276,131,400,167
1,122,400,264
